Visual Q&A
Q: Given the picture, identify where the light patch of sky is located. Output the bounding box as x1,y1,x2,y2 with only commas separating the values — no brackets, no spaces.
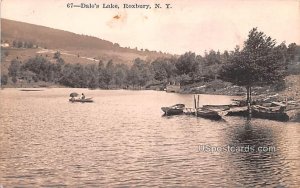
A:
1,0,299,54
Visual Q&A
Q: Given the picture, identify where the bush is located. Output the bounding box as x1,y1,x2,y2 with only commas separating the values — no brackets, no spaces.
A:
12,76,17,83
1,74,8,85
273,80,286,91
4,51,9,57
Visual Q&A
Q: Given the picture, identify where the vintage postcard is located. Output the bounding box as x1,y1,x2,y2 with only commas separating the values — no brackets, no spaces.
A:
0,0,299,187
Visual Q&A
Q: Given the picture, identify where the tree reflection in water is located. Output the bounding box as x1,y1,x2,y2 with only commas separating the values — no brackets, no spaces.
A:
223,118,292,187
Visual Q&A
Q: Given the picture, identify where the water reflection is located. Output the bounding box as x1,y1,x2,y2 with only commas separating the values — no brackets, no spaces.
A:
0,89,299,187
224,118,292,187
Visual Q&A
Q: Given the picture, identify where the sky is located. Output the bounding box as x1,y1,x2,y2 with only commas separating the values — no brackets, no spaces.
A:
1,0,300,54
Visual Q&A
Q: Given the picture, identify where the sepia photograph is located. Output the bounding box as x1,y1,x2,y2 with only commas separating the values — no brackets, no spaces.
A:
0,0,300,187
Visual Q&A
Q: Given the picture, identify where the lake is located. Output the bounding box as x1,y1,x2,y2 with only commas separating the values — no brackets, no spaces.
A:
0,88,299,187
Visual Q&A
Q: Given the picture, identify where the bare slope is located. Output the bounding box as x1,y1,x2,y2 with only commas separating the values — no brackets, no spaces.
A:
1,18,170,65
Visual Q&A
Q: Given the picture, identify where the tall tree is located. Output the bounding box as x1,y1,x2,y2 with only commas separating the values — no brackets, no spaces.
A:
98,60,106,88
287,43,297,62
17,41,23,48
151,59,168,81
1,74,8,85
103,60,115,88
53,51,61,59
8,59,22,78
175,52,198,76
205,50,222,65
114,64,128,87
220,28,288,106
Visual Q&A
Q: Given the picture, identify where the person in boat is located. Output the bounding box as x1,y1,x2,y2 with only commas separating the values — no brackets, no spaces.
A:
81,93,85,100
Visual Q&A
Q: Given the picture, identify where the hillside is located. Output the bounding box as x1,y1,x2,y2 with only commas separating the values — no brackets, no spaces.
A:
1,18,170,65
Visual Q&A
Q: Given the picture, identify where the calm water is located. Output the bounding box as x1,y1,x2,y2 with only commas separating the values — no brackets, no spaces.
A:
0,88,299,187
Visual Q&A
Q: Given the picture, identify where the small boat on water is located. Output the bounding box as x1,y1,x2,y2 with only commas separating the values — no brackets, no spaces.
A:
69,98,93,103
69,92,93,103
161,104,185,116
196,108,222,120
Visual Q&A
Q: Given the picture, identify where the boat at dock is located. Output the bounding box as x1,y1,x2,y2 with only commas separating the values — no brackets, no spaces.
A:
226,106,249,117
251,105,289,121
161,104,185,115
202,104,231,112
196,108,222,120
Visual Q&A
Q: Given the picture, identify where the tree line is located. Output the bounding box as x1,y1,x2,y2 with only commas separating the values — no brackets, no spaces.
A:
3,49,234,88
11,40,37,48
2,28,298,91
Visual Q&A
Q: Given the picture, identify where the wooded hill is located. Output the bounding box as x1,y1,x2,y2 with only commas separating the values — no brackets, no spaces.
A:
1,21,299,92
1,18,171,65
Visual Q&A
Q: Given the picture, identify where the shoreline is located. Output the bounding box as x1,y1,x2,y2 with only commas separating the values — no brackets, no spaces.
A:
1,75,299,100
1,84,299,122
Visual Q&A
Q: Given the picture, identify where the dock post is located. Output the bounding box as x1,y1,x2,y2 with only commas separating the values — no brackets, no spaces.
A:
194,95,197,116
247,102,252,119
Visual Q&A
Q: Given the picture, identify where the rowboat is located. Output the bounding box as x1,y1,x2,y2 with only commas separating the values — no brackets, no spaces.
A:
202,104,230,112
196,108,222,120
226,106,248,116
161,104,185,115
69,97,93,103
251,105,289,121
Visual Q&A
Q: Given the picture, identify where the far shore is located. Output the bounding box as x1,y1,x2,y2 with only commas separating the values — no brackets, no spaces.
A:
2,77,299,122
1,75,299,102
